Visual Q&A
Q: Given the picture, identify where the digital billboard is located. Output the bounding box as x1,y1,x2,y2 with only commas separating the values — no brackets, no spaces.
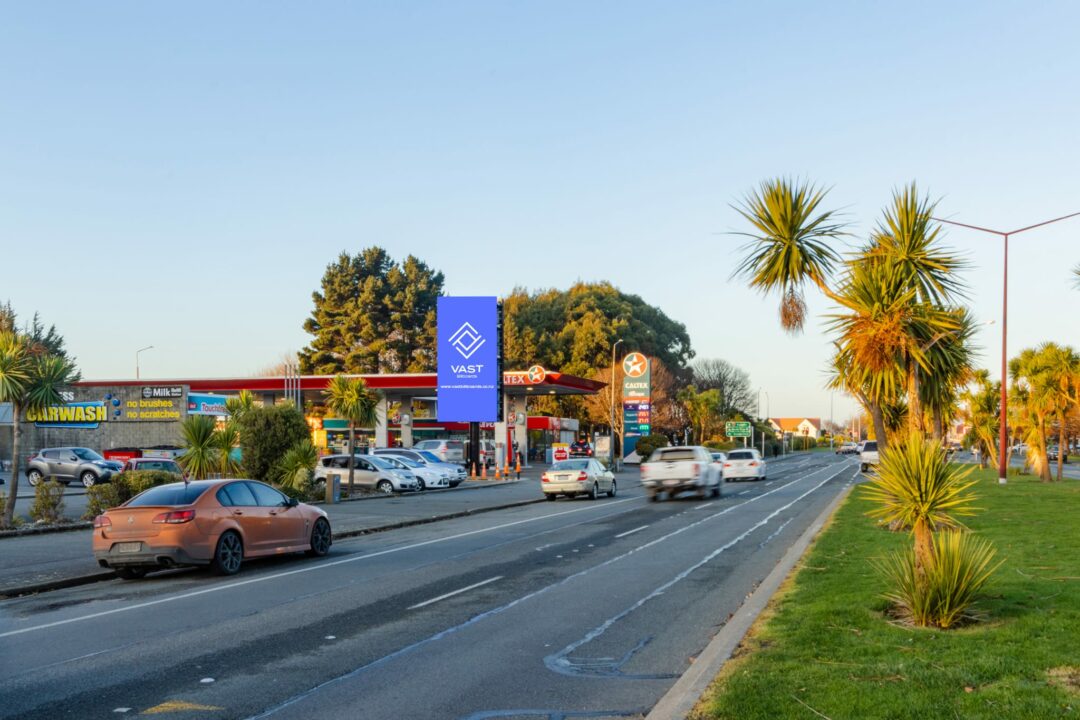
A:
437,296,499,422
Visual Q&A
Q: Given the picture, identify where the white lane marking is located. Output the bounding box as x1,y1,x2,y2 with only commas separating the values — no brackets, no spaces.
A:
113,709,131,714
765,481,774,486
246,462,855,720
408,576,503,610
693,503,711,510
614,525,649,538
545,464,851,674
738,490,750,496
759,518,793,548
0,497,637,639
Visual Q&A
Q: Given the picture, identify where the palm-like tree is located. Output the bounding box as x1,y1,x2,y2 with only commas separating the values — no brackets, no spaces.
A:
1010,347,1057,481
731,178,847,333
863,433,979,582
178,415,220,480
961,370,1000,469
213,420,242,476
1041,343,1080,481
225,389,256,420
0,330,79,528
323,375,382,496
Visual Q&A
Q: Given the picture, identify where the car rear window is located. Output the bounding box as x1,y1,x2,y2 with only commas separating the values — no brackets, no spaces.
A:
128,484,209,507
727,451,754,460
446,441,464,449
414,441,437,449
863,442,878,451
651,449,698,462
551,460,589,471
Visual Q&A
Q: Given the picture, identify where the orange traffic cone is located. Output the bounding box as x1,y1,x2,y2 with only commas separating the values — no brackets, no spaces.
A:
503,461,510,477
495,465,501,479
471,462,478,479
481,464,487,480
515,458,521,479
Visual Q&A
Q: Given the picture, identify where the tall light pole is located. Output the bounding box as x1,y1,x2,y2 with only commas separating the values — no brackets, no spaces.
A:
609,338,623,469
135,345,154,381
934,211,1080,485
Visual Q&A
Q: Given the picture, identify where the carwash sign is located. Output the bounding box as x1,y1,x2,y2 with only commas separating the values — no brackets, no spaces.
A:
437,296,500,422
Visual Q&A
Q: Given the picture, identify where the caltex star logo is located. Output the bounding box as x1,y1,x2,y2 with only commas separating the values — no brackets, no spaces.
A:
623,352,647,378
448,322,486,359
527,365,546,383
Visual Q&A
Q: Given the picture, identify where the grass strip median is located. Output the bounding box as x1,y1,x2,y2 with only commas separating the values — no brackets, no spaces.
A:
692,468,1080,720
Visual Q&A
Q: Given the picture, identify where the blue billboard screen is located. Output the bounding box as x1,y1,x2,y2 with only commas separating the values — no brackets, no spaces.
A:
437,296,499,422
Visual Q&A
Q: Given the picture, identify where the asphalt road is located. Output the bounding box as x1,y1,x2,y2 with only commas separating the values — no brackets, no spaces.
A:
0,455,858,719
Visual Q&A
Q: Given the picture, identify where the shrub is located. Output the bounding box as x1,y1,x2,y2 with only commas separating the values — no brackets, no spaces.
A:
634,433,669,460
83,470,179,519
84,483,123,520
29,480,66,524
876,529,1002,628
238,404,310,481
272,440,318,500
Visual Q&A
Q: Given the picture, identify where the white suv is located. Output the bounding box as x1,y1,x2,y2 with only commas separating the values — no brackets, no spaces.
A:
412,439,465,465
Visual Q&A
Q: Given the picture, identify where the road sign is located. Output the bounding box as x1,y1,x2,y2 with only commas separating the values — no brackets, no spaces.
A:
725,421,752,438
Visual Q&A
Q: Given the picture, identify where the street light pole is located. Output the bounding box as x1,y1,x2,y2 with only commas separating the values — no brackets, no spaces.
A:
934,210,1080,485
609,338,623,469
135,345,154,381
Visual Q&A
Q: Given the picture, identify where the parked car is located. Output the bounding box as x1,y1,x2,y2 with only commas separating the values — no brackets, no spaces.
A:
122,457,185,477
859,441,880,473
374,449,467,487
376,454,450,489
26,447,123,487
569,440,594,458
1047,447,1069,463
640,445,720,501
541,459,616,500
314,454,418,494
412,439,465,465
92,479,331,579
836,442,859,455
722,448,767,482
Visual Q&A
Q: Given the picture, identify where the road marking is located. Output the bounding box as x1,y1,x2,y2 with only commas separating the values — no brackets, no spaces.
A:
0,496,638,639
142,700,224,714
693,503,711,510
408,576,503,610
614,525,649,538
765,481,774,486
246,462,856,720
738,490,750,496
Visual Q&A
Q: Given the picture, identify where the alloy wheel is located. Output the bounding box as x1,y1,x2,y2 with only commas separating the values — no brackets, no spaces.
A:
27,470,43,487
215,532,243,575
81,471,97,488
309,519,332,556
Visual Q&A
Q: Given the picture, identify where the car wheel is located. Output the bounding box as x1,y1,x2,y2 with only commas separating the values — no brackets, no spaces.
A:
415,477,426,491
376,480,394,495
649,490,659,502
607,479,617,498
212,531,243,576
861,464,868,473
81,471,98,488
307,518,332,557
711,484,721,498
115,567,148,580
27,469,43,487
545,493,557,501
589,483,598,500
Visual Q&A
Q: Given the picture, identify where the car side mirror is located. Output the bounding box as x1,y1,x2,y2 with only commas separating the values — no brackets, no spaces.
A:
67,455,78,462
286,497,299,508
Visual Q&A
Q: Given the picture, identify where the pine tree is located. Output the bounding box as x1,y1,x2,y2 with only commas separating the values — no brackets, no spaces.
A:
299,248,444,374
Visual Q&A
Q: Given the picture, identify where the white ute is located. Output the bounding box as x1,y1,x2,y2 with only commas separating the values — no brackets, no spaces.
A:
640,445,721,502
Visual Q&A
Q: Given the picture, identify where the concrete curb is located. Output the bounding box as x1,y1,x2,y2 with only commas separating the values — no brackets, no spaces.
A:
0,495,546,599
645,476,855,720
0,521,93,539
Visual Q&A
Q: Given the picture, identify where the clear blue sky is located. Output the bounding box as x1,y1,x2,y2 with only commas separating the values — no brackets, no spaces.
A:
3,1,1079,423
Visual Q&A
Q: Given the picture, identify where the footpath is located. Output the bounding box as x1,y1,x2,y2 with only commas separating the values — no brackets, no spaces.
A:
0,473,552,597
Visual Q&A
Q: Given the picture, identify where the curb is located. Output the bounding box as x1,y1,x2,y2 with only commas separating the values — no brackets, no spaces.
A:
0,495,547,599
0,521,93,539
645,475,856,720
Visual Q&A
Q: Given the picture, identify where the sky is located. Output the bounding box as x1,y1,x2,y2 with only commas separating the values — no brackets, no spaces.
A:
3,1,1079,424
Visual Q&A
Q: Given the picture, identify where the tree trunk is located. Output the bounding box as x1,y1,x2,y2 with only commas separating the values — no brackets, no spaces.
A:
913,517,935,588
907,366,923,437
347,423,356,496
1038,423,1052,482
932,408,944,441
870,402,889,452
1058,414,1066,482
2,403,22,528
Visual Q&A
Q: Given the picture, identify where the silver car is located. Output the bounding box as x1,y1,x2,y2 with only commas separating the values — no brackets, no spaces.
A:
541,459,616,500
314,454,418,494
377,454,449,490
374,449,467,487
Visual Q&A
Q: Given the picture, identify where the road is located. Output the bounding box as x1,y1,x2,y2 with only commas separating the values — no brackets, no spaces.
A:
0,455,857,719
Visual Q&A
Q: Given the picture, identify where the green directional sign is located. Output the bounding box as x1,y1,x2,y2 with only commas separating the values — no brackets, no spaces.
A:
725,421,752,438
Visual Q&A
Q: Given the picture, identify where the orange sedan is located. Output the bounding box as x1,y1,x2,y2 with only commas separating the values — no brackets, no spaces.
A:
93,479,332,579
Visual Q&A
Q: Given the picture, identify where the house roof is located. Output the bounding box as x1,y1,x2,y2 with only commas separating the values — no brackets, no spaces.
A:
769,417,823,432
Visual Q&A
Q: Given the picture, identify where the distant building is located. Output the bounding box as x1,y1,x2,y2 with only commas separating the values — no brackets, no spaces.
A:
769,417,823,440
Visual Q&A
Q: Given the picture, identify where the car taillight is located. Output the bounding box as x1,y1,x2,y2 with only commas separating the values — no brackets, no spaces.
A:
93,515,112,529
541,473,550,483
692,463,700,475
749,462,758,467
578,471,589,482
152,509,196,524
640,465,648,478
723,463,731,468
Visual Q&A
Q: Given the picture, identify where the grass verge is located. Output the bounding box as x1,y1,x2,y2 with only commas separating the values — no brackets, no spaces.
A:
691,468,1080,720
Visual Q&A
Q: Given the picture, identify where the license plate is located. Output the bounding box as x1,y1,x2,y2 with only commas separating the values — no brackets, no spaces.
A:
664,479,681,486
115,542,142,554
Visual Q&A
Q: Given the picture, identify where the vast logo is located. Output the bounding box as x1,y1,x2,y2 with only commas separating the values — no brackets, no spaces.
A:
623,352,647,378
448,322,486,360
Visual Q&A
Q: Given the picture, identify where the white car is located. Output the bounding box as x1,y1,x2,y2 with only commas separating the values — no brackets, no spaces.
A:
314,454,419,494
859,441,880,473
541,459,616,500
722,448,767,481
377,454,450,490
374,449,468,487
412,439,465,465
640,446,721,501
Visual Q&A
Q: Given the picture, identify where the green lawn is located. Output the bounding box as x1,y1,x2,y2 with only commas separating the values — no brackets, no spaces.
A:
693,469,1080,720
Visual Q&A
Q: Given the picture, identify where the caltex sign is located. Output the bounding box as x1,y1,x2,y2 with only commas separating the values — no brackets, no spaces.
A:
437,296,500,422
621,353,652,459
